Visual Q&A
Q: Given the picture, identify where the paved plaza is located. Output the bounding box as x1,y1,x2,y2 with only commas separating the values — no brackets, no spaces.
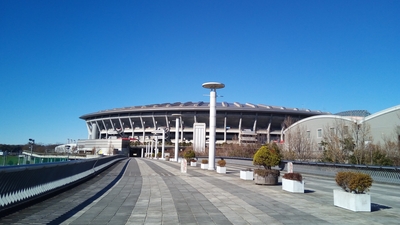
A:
1,158,399,225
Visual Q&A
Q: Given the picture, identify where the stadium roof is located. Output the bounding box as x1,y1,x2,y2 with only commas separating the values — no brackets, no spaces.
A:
334,110,371,117
80,101,330,119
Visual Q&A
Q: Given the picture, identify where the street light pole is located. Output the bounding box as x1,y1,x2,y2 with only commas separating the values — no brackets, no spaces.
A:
171,114,181,162
29,138,35,164
202,82,225,170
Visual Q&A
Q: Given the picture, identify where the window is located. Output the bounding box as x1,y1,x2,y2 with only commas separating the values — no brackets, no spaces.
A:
307,130,311,138
344,126,349,135
317,128,322,138
330,127,335,135
318,142,323,151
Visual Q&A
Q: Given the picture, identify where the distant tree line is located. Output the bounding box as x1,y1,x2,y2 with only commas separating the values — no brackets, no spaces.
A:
0,143,61,155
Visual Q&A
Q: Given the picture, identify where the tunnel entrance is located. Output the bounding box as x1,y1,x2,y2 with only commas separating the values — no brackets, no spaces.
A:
129,147,142,157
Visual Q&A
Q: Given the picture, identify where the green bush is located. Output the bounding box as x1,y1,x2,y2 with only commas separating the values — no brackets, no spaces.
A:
183,149,196,160
282,172,302,182
335,171,373,194
253,143,281,170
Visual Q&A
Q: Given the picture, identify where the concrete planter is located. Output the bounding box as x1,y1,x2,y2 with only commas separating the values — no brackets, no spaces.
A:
216,166,226,174
201,163,208,169
240,170,254,180
254,173,279,185
282,178,304,193
333,189,371,212
190,161,197,167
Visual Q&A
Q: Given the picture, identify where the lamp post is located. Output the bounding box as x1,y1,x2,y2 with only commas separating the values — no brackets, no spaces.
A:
171,114,181,162
152,128,165,159
66,145,71,160
202,82,225,170
29,139,35,164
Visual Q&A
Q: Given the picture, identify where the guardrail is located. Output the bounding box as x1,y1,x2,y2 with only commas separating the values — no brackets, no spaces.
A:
198,156,400,184
0,154,127,216
281,160,400,185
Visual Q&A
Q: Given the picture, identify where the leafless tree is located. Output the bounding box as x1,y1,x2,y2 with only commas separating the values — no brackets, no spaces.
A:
322,118,372,164
321,119,354,163
283,116,317,161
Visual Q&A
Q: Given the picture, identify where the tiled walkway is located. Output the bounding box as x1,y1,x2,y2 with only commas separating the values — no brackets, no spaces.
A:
1,158,399,225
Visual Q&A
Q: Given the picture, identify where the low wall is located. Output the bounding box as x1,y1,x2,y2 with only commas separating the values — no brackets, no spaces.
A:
0,154,126,215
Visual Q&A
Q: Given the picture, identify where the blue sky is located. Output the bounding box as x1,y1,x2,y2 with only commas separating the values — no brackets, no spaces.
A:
1,0,399,145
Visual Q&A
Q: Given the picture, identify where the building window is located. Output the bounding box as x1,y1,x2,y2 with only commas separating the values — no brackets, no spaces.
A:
344,126,349,135
307,130,310,138
317,128,322,138
330,127,335,135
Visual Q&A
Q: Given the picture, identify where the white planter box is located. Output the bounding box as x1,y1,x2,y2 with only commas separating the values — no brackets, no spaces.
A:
201,163,208,169
240,170,254,180
190,161,197,167
217,166,226,174
333,189,371,212
282,178,304,193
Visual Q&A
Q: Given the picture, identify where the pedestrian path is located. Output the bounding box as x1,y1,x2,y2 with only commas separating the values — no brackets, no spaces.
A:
1,158,399,225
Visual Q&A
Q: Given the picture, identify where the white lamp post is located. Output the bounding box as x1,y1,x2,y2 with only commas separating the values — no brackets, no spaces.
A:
29,138,35,163
202,82,225,170
172,114,181,162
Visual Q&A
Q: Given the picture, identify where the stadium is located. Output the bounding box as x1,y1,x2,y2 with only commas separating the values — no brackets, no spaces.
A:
77,101,328,155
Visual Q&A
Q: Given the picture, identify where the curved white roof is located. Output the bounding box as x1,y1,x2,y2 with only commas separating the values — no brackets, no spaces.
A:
364,105,400,122
80,101,329,119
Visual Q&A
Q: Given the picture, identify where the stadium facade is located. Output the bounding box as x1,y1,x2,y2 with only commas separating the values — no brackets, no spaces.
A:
78,101,328,153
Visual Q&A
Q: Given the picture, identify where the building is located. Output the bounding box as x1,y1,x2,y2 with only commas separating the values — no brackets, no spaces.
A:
78,101,328,152
283,105,400,155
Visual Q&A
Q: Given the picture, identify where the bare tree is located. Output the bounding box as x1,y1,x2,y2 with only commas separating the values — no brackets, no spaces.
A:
351,121,372,164
321,118,372,164
283,117,317,161
321,119,355,163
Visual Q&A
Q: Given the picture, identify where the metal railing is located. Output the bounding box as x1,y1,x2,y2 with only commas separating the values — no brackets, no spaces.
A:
280,160,400,185
200,156,400,185
0,154,127,215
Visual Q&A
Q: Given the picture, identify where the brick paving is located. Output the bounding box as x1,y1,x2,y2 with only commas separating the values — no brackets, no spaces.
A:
1,158,399,225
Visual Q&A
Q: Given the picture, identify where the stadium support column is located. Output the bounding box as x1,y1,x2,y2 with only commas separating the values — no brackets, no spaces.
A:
91,124,98,139
150,140,154,157
202,82,225,171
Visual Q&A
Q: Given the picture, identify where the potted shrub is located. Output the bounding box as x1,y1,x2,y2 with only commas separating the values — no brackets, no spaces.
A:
333,171,373,212
240,168,254,180
253,143,281,185
156,152,162,159
282,172,304,193
201,159,208,169
216,159,226,174
190,158,197,167
183,149,196,165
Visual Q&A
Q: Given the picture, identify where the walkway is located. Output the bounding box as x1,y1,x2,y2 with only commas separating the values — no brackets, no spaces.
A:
1,158,399,225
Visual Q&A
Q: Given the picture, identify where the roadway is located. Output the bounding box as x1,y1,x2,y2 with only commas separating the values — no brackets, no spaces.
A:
0,158,399,224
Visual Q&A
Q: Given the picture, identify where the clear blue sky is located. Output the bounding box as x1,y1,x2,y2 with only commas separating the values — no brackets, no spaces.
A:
1,0,399,145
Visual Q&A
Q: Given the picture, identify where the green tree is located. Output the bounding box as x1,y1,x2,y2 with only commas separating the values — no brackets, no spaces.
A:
253,143,281,170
